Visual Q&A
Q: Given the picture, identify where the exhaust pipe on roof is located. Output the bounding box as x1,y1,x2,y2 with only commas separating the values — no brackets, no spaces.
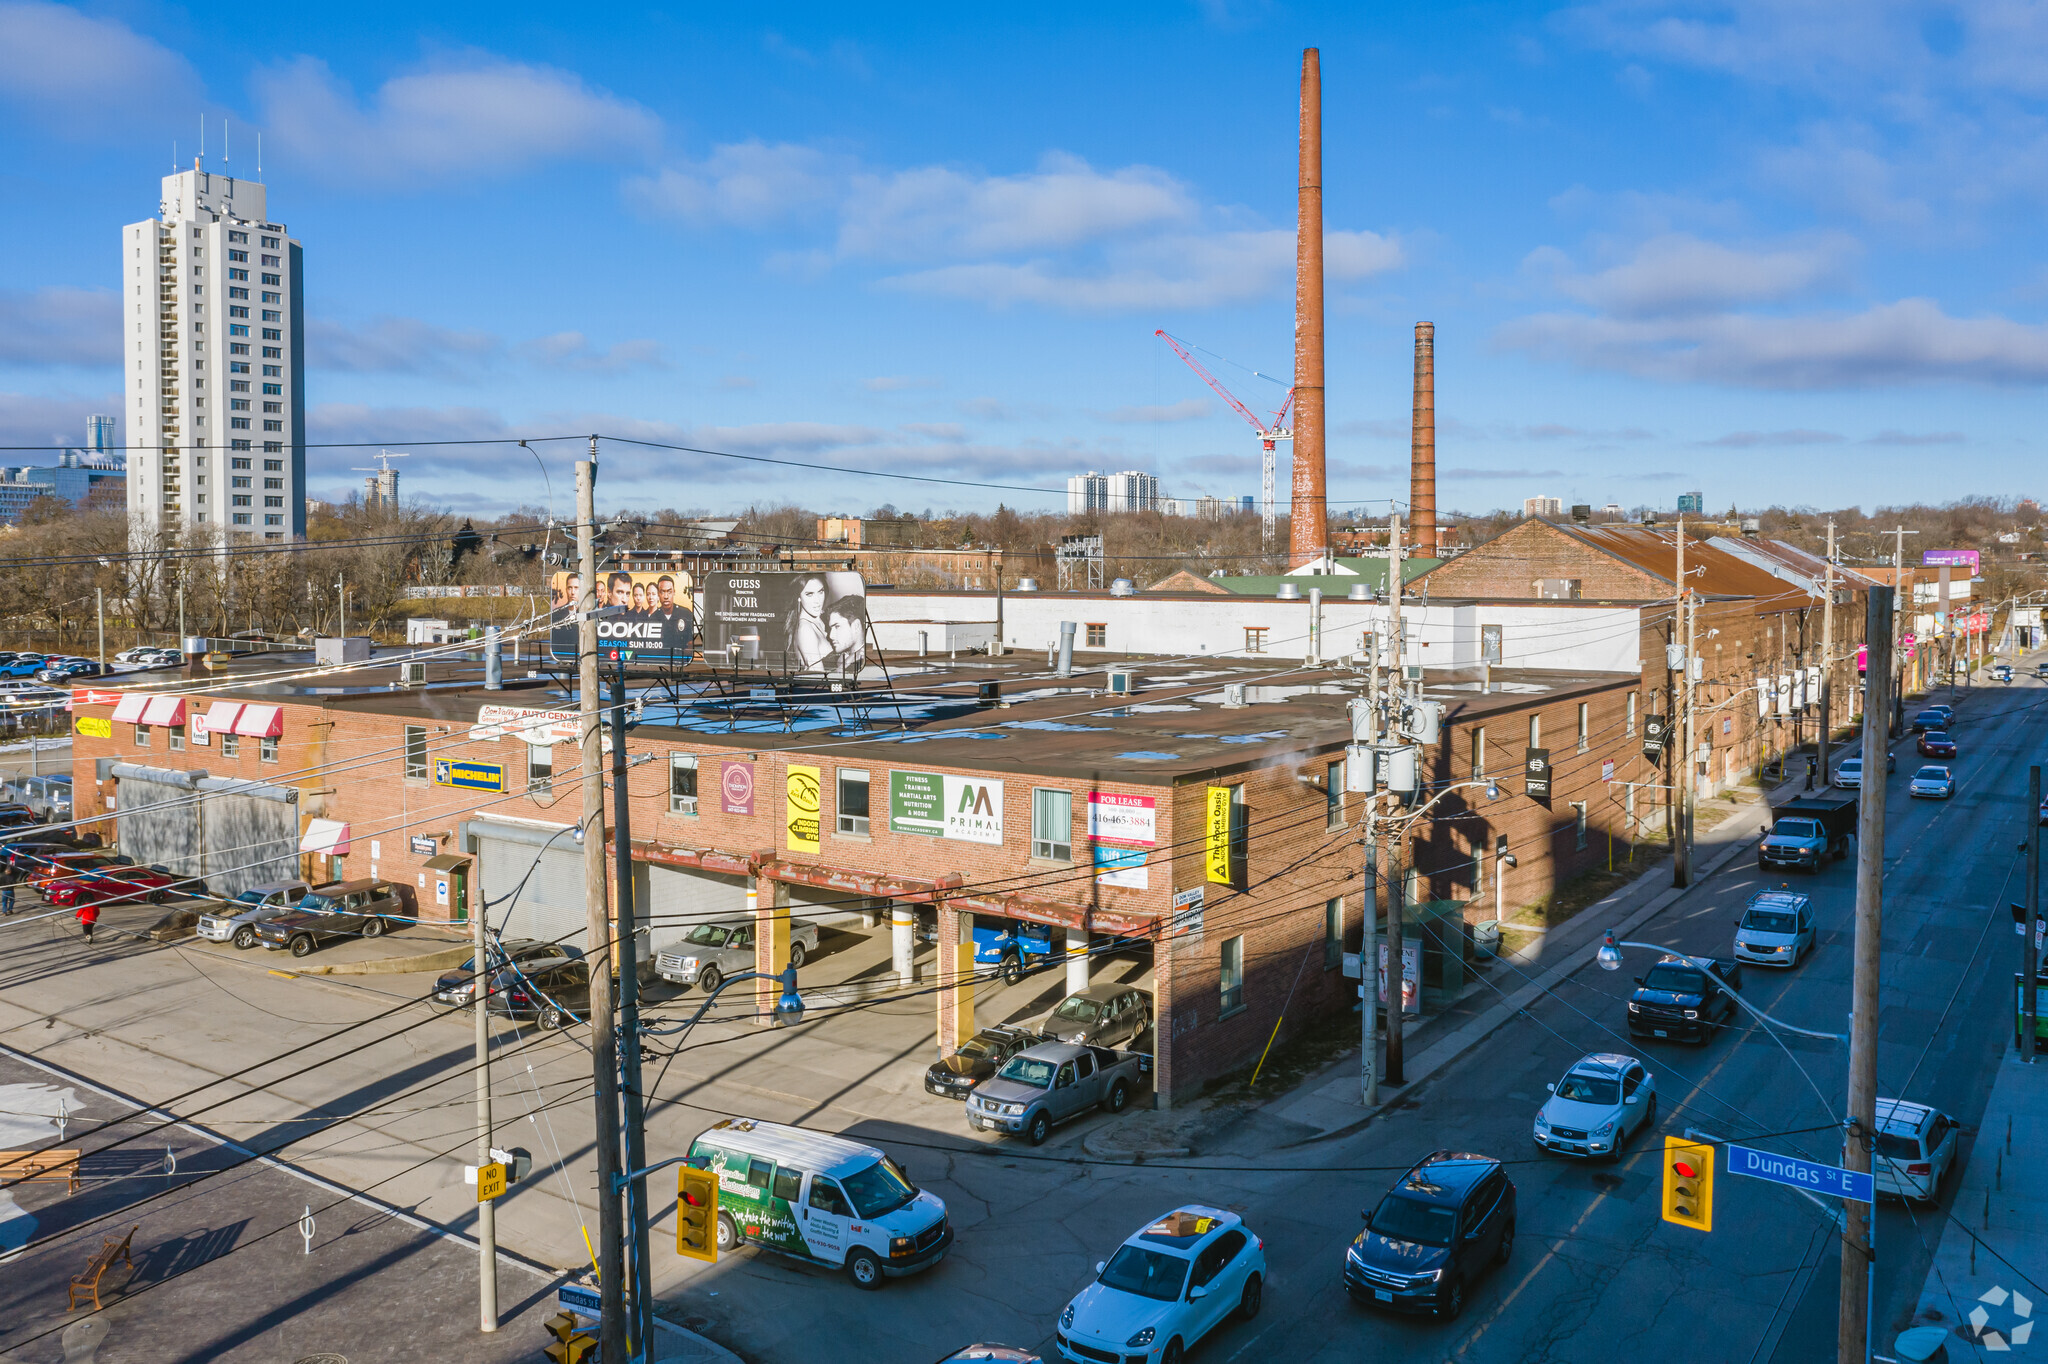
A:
484,625,502,690
1057,621,1076,678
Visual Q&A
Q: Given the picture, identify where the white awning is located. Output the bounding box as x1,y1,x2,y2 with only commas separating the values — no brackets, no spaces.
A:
233,704,283,738
139,695,186,726
111,694,148,724
299,818,350,856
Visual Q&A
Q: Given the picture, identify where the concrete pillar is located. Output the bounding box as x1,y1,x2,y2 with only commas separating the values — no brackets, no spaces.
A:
752,872,791,1027
1065,925,1090,997
892,904,917,986
935,906,976,1056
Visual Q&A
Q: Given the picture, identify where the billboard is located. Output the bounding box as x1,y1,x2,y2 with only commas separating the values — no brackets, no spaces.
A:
548,568,698,661
785,765,821,852
1922,548,1980,573
697,571,868,675
888,770,1004,845
1087,792,1156,846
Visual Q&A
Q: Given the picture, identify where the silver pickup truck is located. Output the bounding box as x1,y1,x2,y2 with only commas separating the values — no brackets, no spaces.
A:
965,1041,1143,1145
654,915,818,992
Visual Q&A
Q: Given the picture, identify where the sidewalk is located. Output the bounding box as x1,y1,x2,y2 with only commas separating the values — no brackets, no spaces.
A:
1901,1047,2047,1361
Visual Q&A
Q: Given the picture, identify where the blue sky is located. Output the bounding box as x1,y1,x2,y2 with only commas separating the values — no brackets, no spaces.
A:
1,0,2044,519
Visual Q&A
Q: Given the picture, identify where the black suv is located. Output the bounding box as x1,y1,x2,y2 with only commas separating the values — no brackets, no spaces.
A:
922,1024,1044,1100
1344,1151,1516,1320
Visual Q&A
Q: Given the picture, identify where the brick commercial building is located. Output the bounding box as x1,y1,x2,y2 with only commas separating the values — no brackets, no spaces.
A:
69,636,1654,1106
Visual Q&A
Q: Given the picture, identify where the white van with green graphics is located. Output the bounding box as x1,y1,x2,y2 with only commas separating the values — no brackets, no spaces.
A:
687,1117,952,1289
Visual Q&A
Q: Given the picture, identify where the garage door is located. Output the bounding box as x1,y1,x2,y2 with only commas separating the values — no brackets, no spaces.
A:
642,864,748,957
475,826,590,952
201,793,300,899
114,774,201,880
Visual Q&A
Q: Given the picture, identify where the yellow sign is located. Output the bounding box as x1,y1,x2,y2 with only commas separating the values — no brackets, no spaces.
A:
1204,786,1235,886
73,716,111,739
477,1161,508,1202
786,764,821,853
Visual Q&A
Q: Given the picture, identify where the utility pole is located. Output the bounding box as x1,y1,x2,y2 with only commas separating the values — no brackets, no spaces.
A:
1841,585,1893,1364
1384,509,1406,1086
337,572,347,639
2028,765,2040,1064
1891,528,1911,734
611,651,654,1354
472,853,498,1333
96,588,105,671
1674,519,1693,888
1359,615,1382,1109
1818,520,1835,780
576,450,627,1362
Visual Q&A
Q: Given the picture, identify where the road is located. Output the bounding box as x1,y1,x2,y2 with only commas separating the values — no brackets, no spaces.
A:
1,669,2040,1363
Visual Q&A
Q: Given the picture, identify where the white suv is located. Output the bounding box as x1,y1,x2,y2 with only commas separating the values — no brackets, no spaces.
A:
1872,1098,1958,1203
1533,1054,1657,1159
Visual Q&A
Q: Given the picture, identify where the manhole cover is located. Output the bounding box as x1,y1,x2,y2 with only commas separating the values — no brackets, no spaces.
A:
294,1355,348,1364
682,1316,711,1332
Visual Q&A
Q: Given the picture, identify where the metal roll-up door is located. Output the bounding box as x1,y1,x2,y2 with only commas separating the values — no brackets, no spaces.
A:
642,865,748,956
115,776,201,880
477,830,588,952
789,882,873,927
201,795,299,899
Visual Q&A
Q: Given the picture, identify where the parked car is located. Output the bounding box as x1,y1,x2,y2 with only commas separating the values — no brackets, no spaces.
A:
1344,1151,1516,1320
1532,1054,1657,1159
196,879,319,949
1909,708,1945,732
1626,955,1744,1044
30,851,130,890
1040,983,1153,1048
977,920,1056,984
924,1025,1045,1100
4,775,72,821
486,953,590,1029
37,661,105,682
967,1041,1145,1145
254,879,403,956
0,840,79,875
0,810,42,834
1732,890,1816,967
1918,731,1958,759
1872,1098,1959,1203
1758,794,1857,872
654,915,818,992
1926,704,1955,726
1909,765,1957,800
942,1348,1043,1363
431,937,565,1006
42,864,177,907
1993,663,2014,682
112,647,162,664
1056,1206,1265,1364
1831,755,1894,789
687,1117,950,1287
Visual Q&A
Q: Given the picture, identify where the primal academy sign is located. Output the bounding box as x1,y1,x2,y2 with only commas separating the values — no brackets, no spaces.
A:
943,777,1004,845
890,771,1005,846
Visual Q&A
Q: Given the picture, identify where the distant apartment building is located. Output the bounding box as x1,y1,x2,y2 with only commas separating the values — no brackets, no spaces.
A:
0,417,129,523
1677,491,1705,514
87,414,116,458
1067,470,1161,514
124,160,306,540
1523,495,1563,518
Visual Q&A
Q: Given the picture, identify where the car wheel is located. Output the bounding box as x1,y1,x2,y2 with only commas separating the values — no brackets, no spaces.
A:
1238,1272,1263,1320
1495,1220,1515,1265
1643,1093,1658,1132
148,890,167,904
539,1006,569,1031
1026,1110,1051,1146
787,940,806,969
717,1212,741,1252
1438,1277,1466,1320
231,925,256,950
845,1248,884,1290
361,916,386,938
289,935,314,958
1102,1079,1130,1115
698,965,723,995
1161,1340,1184,1364
999,954,1023,986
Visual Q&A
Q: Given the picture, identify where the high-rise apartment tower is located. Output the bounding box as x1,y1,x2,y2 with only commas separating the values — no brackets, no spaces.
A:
123,161,305,539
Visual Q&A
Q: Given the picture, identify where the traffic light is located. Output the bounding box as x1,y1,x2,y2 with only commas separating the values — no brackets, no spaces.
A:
1662,1135,1715,1232
678,1165,719,1262
544,1311,597,1364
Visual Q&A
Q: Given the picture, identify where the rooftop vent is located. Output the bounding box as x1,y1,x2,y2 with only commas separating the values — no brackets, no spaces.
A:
1015,577,1039,592
1347,583,1375,601
1275,583,1302,600
1110,578,1135,597
1571,504,1592,523
1741,518,1761,536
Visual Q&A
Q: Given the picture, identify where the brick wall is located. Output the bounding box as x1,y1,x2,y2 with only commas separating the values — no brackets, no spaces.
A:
1419,520,1666,600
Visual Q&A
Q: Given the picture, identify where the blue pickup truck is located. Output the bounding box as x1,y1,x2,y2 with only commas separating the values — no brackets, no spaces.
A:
976,921,1056,984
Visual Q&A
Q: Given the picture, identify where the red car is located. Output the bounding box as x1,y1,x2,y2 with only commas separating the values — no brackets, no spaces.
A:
42,865,176,908
29,852,127,890
1917,731,1958,759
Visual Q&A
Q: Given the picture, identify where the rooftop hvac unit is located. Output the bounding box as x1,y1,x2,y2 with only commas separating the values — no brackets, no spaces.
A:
1347,583,1375,601
1275,583,1302,600
1106,668,1138,696
1221,682,1247,708
1109,578,1136,597
399,661,427,686
1016,577,1039,591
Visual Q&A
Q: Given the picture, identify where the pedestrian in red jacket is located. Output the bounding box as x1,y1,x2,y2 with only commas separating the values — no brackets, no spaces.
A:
76,900,100,944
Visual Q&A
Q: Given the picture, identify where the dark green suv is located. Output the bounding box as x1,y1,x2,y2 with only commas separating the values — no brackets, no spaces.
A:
255,879,404,957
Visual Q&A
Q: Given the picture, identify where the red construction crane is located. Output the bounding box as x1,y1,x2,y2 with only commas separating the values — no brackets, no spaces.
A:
1155,329,1293,547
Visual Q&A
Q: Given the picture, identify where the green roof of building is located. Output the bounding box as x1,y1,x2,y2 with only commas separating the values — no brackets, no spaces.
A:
1213,556,1443,596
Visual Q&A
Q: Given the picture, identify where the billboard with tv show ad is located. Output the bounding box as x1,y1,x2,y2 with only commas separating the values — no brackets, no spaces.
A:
548,568,697,662
697,570,868,675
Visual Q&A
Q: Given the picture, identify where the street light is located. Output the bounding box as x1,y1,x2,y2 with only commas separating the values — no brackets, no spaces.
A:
1594,930,1846,1041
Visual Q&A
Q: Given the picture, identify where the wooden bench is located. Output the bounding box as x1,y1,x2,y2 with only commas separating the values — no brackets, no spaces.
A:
68,1226,136,1311
0,1148,81,1194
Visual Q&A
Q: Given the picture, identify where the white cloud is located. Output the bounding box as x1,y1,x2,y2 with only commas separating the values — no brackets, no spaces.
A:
837,153,1194,259
308,316,500,377
254,54,659,184
1529,232,1856,317
519,332,669,374
625,141,849,226
0,388,121,452
0,287,119,366
1700,428,1845,446
0,2,199,135
1497,297,2048,388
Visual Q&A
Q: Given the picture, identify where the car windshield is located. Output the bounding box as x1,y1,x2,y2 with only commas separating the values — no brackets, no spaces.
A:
233,890,268,906
1743,909,1799,934
1915,767,1948,781
957,1037,996,1059
1641,964,1707,994
1838,760,1860,772
1098,1245,1190,1302
997,1056,1057,1087
1555,1073,1621,1104
1052,997,1104,1023
1925,732,1950,743
1368,1194,1458,1246
683,924,730,947
840,1158,917,1219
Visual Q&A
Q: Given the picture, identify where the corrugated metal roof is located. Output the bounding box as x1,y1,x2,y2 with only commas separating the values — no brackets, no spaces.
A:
1709,537,1882,594
1548,523,1809,604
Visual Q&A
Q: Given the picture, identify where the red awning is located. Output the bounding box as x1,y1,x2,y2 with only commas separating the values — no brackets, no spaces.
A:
139,695,186,726
111,694,148,724
232,704,283,738
199,702,243,737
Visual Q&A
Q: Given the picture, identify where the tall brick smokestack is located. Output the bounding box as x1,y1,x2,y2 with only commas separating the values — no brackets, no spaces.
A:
1290,47,1328,568
1411,322,1437,557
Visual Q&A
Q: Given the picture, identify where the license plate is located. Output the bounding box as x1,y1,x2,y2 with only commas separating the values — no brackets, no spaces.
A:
1375,1289,1393,1302
1652,1029,1668,1038
1559,1143,1583,1153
